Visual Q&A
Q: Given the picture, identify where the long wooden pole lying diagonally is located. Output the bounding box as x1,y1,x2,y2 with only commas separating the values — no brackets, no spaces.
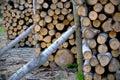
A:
9,25,77,80
0,24,35,56
0,0,36,57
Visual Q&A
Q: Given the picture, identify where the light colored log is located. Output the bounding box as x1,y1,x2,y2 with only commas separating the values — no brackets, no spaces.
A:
95,65,105,75
102,18,112,32
64,2,71,9
48,29,55,36
50,3,56,10
77,5,87,16
87,39,97,49
43,36,52,43
86,0,98,5
93,3,103,12
107,74,115,80
90,55,99,66
82,17,91,27
108,58,120,72
93,73,102,80
97,52,112,66
43,61,49,67
55,49,74,66
84,72,93,80
57,2,63,8
83,60,91,72
112,21,120,32
97,33,108,44
109,38,120,50
98,44,108,53
89,11,98,20
45,16,52,23
48,55,54,62
71,46,77,54
69,39,75,46
113,12,120,22
47,23,54,30
34,24,41,32
40,11,47,18
104,3,115,14
110,0,120,5
55,8,60,15
111,50,120,57
98,13,107,21
109,31,117,38
43,2,49,9
40,28,48,36
62,42,68,48
56,23,64,31
82,39,92,60
99,0,108,5
93,19,101,28
48,9,54,16
39,20,46,27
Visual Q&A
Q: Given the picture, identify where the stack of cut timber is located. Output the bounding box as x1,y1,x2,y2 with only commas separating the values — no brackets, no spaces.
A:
2,0,76,67
77,0,120,80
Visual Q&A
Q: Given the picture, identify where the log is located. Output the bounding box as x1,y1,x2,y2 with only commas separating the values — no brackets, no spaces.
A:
107,74,115,80
109,31,117,38
95,65,105,75
116,71,120,80
54,49,74,66
93,3,103,12
93,73,102,80
98,13,107,21
34,24,41,32
48,54,54,61
71,46,77,54
82,39,92,60
109,38,120,50
110,0,120,5
99,0,108,5
108,58,120,72
102,18,112,32
97,52,112,66
90,55,99,67
113,12,120,22
112,21,120,32
83,60,91,72
104,3,115,14
84,72,93,80
89,11,98,20
98,44,108,53
86,0,98,5
97,33,108,44
77,5,87,16
82,17,91,27
56,23,64,31
87,39,97,49
93,19,101,28
111,50,120,57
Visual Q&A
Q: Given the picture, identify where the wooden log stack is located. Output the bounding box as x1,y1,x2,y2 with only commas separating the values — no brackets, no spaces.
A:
77,0,120,80
2,0,76,67
1,0,120,79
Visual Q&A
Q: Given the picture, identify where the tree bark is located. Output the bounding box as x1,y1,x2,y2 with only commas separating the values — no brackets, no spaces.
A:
9,25,77,80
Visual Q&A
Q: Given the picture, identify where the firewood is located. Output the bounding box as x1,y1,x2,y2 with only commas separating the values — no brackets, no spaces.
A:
55,32,61,38
34,24,41,32
43,61,49,67
48,55,54,62
69,34,74,39
32,14,40,23
111,50,120,57
110,0,120,5
109,31,117,38
61,8,68,15
89,11,98,20
48,29,55,36
50,3,56,10
82,39,92,60
71,46,77,54
99,0,108,5
102,18,112,32
40,28,48,36
82,17,91,27
104,3,115,14
57,2,63,9
45,16,52,23
40,11,47,18
93,3,103,12
86,0,98,5
43,36,52,43
97,52,112,66
48,9,54,16
64,2,71,9
112,21,120,32
41,42,47,48
47,23,54,30
39,20,46,26
90,55,99,66
95,65,105,75
62,42,68,48
54,49,74,66
113,12,120,22
83,60,91,72
52,0,58,3
87,39,97,49
93,73,102,80
97,33,108,44
53,19,58,25
98,44,108,53
109,38,120,50
84,72,93,80
69,39,75,46
53,15,58,20
56,23,64,31
108,58,120,72
58,14,64,21
107,74,115,80
43,2,49,9
55,9,60,15
93,19,101,28
77,5,87,16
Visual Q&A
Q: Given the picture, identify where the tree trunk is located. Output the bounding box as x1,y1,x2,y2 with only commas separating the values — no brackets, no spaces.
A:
9,25,77,80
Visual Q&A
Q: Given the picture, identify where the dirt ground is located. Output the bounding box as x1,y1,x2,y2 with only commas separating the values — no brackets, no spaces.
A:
0,34,77,80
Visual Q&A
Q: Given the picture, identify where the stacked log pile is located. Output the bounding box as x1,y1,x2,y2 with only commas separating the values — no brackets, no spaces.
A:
77,0,120,80
2,0,76,67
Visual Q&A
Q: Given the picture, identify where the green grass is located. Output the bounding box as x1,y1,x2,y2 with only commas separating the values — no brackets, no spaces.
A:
0,27,5,36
